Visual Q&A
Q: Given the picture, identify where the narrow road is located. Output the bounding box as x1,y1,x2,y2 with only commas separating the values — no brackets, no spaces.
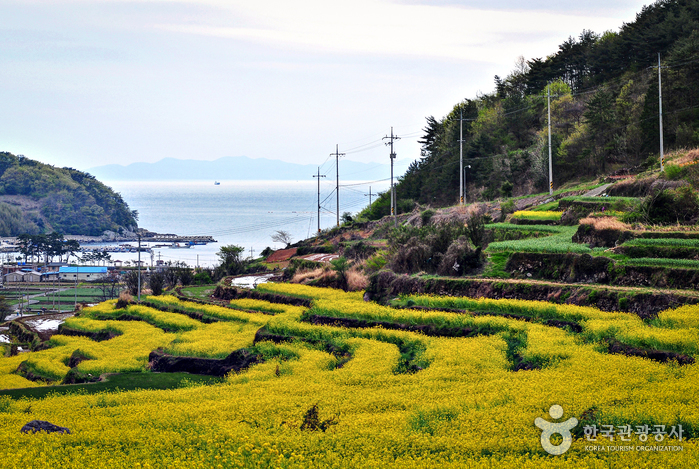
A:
582,183,613,197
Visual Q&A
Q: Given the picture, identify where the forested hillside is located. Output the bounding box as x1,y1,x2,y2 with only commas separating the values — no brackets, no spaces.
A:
0,152,138,236
365,0,699,217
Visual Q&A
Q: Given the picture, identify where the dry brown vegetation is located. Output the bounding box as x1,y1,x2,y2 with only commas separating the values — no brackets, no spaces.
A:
346,268,369,291
291,267,330,284
669,148,699,166
578,216,632,231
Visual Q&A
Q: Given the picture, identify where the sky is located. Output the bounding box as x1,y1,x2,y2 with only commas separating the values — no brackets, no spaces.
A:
0,0,652,176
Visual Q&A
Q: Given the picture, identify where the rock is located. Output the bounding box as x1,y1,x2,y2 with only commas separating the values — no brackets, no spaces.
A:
148,349,261,376
21,420,71,434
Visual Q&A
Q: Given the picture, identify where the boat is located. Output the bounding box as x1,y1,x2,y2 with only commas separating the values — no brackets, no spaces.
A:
214,181,220,185
169,243,191,249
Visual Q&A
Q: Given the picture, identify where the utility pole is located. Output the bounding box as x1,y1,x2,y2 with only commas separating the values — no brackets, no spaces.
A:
458,108,466,205
546,84,557,195
330,145,345,227
74,264,78,310
383,127,400,226
658,52,665,171
313,167,326,233
249,247,254,260
137,233,141,302
365,186,373,207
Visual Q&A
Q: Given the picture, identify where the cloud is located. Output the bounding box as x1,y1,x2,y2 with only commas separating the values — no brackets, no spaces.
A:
153,0,626,63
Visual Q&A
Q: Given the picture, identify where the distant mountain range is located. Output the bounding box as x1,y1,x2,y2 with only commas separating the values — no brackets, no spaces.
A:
87,156,410,181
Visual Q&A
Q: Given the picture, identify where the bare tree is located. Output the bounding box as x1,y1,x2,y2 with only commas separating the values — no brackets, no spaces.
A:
98,271,121,301
271,230,292,248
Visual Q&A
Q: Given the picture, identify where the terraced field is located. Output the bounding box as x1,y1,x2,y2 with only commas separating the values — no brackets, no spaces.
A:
0,283,696,467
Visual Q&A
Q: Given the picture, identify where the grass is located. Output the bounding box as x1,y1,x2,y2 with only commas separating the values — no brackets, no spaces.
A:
23,304,76,312
179,285,216,300
55,288,105,298
528,201,559,211
485,223,566,233
481,252,511,278
0,372,223,399
486,226,591,254
618,257,699,270
622,238,699,248
559,196,639,204
509,180,604,200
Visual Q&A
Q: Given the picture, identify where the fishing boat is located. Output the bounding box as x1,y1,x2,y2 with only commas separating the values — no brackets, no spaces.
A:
214,181,220,185
169,242,192,249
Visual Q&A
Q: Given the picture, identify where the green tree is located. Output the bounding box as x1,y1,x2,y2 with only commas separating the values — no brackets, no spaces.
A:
193,270,213,285
216,245,246,276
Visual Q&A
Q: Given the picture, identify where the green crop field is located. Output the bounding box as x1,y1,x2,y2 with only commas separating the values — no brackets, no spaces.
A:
486,226,592,254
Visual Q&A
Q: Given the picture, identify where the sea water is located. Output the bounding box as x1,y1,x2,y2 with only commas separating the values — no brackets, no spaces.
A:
106,179,389,268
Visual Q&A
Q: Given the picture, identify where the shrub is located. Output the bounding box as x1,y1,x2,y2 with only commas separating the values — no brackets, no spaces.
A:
437,236,482,276
465,214,486,248
330,256,351,291
123,270,141,296
178,268,194,286
389,237,433,274
420,209,435,226
283,258,324,280
0,296,11,322
664,164,684,181
499,200,515,222
148,272,165,296
500,180,513,198
628,185,699,225
365,251,388,273
343,241,377,261
115,291,133,309
192,270,213,285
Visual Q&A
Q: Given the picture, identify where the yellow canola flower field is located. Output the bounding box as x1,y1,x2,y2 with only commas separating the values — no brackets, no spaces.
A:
405,294,699,355
165,322,260,358
0,287,697,468
511,210,563,220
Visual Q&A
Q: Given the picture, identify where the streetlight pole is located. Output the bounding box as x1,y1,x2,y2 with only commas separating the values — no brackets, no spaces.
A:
459,108,464,205
547,83,554,195
463,165,471,202
137,233,141,302
658,52,665,171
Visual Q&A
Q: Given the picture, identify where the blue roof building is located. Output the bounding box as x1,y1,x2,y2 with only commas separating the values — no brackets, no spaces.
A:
59,266,108,281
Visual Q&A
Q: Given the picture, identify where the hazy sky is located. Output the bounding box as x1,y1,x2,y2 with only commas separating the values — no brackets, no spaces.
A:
1,0,651,174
